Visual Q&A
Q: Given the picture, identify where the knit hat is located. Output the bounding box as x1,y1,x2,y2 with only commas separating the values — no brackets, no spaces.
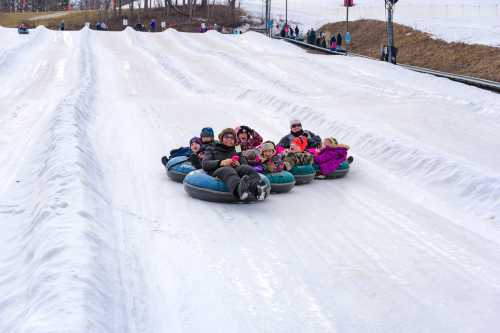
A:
189,137,203,146
291,136,308,152
218,128,237,142
200,127,214,138
260,141,276,154
237,125,252,136
290,119,302,127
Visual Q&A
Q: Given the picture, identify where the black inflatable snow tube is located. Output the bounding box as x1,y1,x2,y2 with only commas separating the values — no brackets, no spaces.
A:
166,156,196,183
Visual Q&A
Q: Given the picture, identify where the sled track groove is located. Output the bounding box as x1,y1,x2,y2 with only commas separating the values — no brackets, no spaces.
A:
0,27,46,75
237,89,500,221
125,29,208,94
0,29,125,333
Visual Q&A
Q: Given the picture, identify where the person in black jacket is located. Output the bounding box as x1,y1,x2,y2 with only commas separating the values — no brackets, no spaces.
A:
278,119,321,149
337,32,343,48
308,29,316,45
202,128,268,201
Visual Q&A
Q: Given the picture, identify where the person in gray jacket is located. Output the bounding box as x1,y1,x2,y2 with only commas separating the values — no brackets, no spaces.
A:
278,119,321,149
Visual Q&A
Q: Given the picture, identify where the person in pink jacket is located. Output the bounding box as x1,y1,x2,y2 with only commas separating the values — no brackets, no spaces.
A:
235,125,263,151
314,137,352,177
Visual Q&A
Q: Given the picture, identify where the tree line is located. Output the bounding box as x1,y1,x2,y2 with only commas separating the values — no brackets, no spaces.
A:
0,0,239,13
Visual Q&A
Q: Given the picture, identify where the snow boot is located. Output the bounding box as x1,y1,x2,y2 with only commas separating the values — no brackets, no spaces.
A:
161,156,169,166
347,156,354,164
238,175,253,201
255,180,270,201
248,176,268,201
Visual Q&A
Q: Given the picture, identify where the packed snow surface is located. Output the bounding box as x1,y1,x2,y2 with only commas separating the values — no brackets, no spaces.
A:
241,0,500,47
1,26,500,332
27,12,69,21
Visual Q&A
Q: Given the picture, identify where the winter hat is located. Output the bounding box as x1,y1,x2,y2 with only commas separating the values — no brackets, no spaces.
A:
200,127,214,138
243,150,257,161
290,119,302,127
260,141,276,154
218,128,237,142
237,125,252,136
189,137,203,146
291,136,308,152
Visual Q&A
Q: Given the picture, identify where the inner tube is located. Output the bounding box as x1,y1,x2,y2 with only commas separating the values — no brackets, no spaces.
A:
183,170,271,203
265,171,295,193
314,162,350,179
289,164,316,185
166,156,195,183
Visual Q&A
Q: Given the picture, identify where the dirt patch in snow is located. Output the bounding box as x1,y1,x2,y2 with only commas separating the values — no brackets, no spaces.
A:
319,19,500,82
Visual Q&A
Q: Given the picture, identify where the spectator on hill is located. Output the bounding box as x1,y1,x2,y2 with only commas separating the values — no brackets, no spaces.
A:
330,35,337,50
309,28,316,45
134,23,143,31
150,19,157,32
59,20,65,31
320,35,327,48
337,32,343,48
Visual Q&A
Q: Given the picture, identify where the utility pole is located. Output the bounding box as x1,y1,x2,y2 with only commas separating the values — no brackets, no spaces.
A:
346,2,349,33
266,0,272,36
385,0,398,64
344,0,354,53
285,0,288,26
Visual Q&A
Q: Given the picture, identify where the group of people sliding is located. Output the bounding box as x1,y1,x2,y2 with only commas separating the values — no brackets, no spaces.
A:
161,120,352,201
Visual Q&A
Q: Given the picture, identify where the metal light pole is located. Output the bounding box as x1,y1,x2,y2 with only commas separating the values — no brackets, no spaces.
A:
385,0,398,64
346,3,349,33
285,0,288,26
344,0,354,54
265,0,272,36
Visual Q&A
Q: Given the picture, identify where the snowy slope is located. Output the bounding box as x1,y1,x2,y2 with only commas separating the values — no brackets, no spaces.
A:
1,27,500,332
241,0,500,47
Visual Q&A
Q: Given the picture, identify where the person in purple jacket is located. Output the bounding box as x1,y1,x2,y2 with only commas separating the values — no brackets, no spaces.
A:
314,137,353,178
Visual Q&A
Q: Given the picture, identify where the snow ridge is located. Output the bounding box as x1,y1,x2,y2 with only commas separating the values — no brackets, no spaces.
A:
239,89,500,220
125,28,208,94
0,29,124,333
0,27,45,74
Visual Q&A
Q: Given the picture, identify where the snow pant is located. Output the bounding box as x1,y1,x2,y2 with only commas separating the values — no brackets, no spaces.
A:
213,165,259,196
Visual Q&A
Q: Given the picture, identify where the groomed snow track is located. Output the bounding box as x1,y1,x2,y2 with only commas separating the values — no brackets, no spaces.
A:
1,27,500,333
